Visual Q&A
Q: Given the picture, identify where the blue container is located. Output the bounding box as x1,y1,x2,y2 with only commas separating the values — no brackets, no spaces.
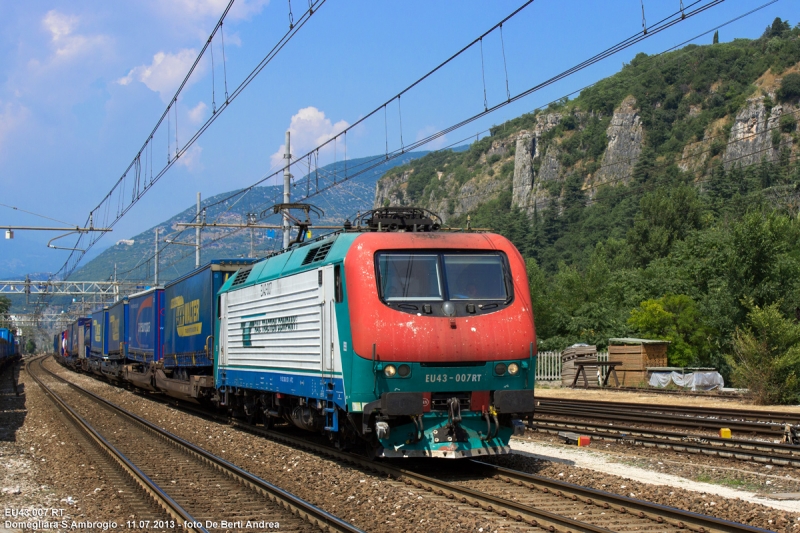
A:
108,298,128,359
91,309,108,357
164,259,255,368
0,328,9,359
67,318,91,358
68,321,78,356
127,288,164,364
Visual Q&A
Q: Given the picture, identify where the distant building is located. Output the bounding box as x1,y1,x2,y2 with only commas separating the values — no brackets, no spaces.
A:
116,239,135,246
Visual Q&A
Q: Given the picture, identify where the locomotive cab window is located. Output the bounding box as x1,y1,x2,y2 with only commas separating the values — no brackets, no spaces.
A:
444,254,507,300
377,253,443,301
376,251,511,308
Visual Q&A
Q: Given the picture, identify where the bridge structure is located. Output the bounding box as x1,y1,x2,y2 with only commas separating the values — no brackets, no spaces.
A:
0,277,146,299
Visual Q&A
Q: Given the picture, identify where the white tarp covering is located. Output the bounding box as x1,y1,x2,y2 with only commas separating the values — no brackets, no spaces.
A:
649,371,724,391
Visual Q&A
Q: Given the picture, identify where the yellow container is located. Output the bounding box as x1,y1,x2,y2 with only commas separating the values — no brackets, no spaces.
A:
719,428,732,439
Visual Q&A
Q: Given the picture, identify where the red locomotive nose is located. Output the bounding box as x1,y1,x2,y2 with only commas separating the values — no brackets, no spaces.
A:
345,232,536,363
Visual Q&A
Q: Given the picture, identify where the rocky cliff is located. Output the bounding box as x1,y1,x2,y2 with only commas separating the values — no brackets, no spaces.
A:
372,35,800,224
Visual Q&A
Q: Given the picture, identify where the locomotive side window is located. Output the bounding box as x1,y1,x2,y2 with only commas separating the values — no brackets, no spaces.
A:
377,253,442,301
334,264,344,303
444,254,507,300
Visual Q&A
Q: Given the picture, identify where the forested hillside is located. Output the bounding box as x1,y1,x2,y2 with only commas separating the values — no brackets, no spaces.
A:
375,18,800,400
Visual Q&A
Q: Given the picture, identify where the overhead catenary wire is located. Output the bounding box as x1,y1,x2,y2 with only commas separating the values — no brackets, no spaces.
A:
53,0,326,283
188,0,723,235
75,0,729,288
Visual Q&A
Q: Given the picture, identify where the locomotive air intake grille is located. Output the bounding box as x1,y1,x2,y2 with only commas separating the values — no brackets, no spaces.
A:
301,242,333,265
231,268,253,286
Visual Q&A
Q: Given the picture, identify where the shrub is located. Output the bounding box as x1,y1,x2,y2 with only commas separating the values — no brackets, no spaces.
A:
777,72,800,103
779,113,797,133
727,303,800,405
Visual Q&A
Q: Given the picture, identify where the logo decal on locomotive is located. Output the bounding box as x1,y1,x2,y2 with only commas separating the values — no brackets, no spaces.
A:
241,315,298,347
171,296,202,337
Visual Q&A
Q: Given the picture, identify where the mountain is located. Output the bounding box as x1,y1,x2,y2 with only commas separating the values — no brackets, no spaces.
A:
69,152,429,283
374,19,800,381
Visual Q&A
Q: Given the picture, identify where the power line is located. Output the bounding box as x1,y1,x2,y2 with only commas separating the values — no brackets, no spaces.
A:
55,0,327,281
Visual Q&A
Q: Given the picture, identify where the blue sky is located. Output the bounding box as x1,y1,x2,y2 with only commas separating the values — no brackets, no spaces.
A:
0,0,791,276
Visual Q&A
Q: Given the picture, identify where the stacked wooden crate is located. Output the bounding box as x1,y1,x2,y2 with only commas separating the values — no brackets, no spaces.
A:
561,344,598,386
608,338,669,386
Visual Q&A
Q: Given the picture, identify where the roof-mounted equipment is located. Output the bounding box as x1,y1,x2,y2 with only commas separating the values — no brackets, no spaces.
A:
357,207,442,232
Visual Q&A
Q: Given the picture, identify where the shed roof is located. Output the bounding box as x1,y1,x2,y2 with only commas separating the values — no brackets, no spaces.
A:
608,337,670,345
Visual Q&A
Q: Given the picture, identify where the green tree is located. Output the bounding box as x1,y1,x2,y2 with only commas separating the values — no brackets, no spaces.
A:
626,184,704,266
25,339,36,354
727,303,800,405
712,30,719,44
777,73,800,103
763,17,790,39
0,296,10,327
628,294,713,367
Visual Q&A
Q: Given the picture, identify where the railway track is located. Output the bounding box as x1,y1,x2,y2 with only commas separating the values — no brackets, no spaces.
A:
42,358,777,532
533,398,800,467
537,398,800,434
230,420,772,532
29,356,363,533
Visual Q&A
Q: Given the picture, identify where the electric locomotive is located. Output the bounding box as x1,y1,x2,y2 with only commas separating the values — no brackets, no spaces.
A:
215,208,537,458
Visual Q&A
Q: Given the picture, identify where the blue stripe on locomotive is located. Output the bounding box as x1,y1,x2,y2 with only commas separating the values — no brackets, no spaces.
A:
127,288,164,364
215,233,358,410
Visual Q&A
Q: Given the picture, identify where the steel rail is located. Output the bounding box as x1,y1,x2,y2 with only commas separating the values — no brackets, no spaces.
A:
536,406,786,436
27,357,208,533
44,356,777,531
530,420,800,467
465,461,772,533
538,398,800,425
38,358,364,533
228,421,771,533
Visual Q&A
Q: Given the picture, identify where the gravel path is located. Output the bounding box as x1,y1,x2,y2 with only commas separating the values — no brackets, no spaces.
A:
1,358,153,533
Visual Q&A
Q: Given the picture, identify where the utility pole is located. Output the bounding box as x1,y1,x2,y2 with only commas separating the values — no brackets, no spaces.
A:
154,228,160,285
283,131,291,249
246,213,256,257
196,192,201,268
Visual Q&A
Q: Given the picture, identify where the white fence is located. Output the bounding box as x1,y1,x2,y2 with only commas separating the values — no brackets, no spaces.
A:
535,351,609,382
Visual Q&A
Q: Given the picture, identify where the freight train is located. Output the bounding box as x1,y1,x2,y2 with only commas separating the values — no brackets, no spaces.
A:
1,327,19,361
54,208,537,458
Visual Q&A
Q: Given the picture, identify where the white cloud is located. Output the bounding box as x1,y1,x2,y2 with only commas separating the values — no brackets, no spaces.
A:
415,126,448,150
117,49,202,102
170,0,270,21
188,101,208,124
0,102,30,158
42,10,109,61
177,144,203,172
270,107,349,169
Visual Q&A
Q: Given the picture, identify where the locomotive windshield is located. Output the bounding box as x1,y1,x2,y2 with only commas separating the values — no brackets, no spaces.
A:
443,254,507,300
376,252,508,301
377,254,443,301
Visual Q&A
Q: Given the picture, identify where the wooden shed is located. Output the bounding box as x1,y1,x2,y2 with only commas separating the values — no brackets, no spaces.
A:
608,338,669,386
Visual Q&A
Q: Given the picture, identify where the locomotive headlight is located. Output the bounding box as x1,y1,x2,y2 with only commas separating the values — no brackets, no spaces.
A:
398,364,411,377
384,364,397,377
494,363,507,375
507,363,520,375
